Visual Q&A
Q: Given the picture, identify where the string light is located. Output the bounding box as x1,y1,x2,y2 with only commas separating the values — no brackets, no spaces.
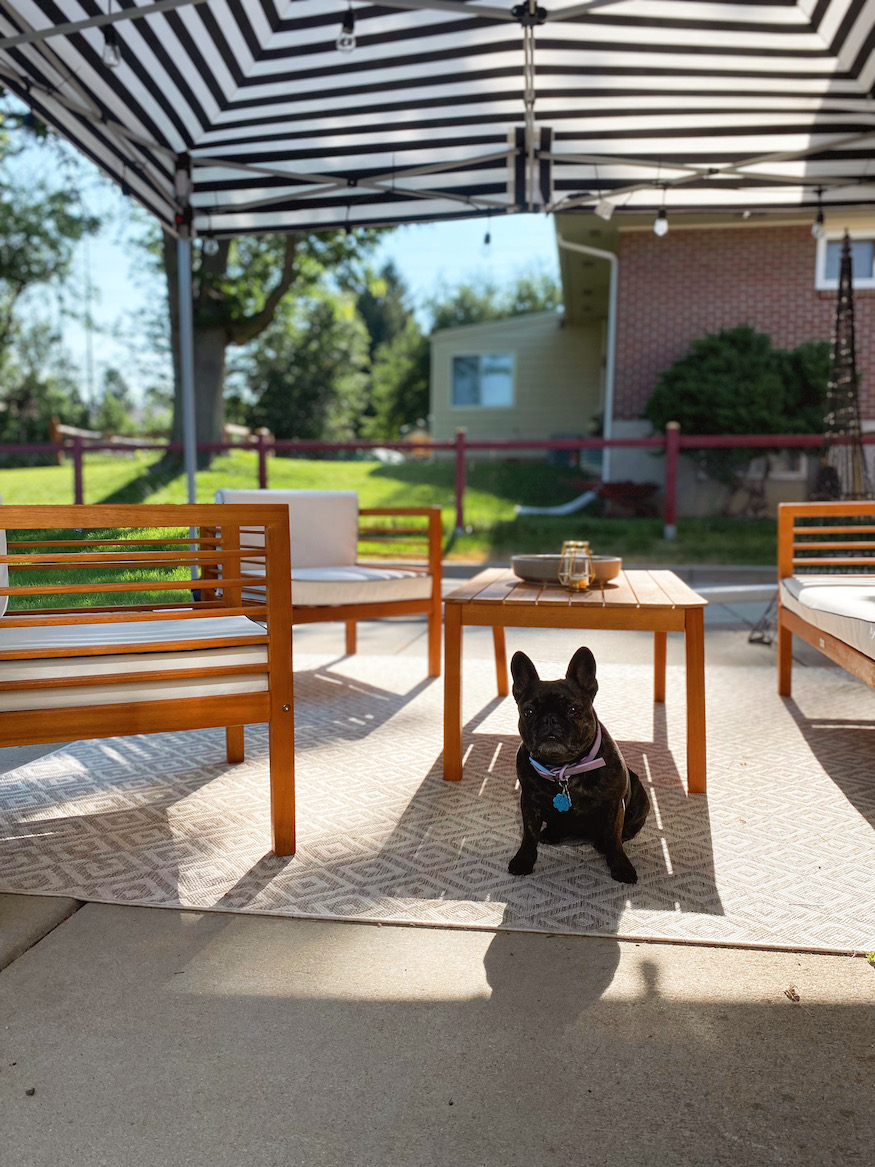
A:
102,2,122,69
336,8,355,53
653,207,668,237
812,189,826,240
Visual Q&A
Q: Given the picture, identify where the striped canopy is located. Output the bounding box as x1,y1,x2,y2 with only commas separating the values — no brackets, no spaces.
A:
3,0,875,236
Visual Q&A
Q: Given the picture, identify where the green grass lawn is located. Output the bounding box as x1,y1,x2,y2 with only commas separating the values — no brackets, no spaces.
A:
0,450,778,566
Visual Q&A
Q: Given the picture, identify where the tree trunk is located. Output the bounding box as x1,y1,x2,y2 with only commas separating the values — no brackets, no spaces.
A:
163,231,227,465
192,326,227,457
161,230,298,468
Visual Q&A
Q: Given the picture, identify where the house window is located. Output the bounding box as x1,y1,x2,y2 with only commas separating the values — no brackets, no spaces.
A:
451,354,514,408
815,235,875,289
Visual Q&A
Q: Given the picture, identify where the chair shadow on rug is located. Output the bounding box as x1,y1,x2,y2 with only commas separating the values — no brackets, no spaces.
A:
782,703,875,832
0,729,298,910
291,659,437,746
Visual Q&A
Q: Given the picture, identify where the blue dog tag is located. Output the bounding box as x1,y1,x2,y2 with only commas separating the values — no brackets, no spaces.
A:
553,791,572,812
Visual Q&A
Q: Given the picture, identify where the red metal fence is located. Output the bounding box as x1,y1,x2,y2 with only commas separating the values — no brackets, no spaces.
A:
3,426,875,538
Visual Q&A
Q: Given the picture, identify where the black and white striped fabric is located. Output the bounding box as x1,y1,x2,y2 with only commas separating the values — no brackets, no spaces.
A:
2,0,875,234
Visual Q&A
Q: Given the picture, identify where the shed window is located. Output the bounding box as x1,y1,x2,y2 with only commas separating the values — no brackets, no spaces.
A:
451,353,514,407
815,235,875,289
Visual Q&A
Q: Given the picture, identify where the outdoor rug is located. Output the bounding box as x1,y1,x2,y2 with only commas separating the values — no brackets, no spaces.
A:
1,652,874,954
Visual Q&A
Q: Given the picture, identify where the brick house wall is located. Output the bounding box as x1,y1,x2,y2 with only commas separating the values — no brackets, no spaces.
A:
612,224,875,423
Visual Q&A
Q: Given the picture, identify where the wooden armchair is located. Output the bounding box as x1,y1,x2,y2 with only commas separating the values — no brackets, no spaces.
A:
215,489,444,676
0,503,296,856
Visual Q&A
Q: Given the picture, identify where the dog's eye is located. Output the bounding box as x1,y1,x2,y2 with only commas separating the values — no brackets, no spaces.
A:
568,705,580,716
523,706,535,717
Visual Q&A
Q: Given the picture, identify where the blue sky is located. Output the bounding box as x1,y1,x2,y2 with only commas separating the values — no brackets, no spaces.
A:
10,136,560,403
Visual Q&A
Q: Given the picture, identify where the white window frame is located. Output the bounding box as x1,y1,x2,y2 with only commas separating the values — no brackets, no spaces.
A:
815,231,875,290
450,352,515,410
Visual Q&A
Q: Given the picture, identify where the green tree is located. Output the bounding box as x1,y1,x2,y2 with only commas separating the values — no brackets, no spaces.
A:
0,184,99,354
428,268,560,331
229,291,370,441
92,367,135,434
355,260,411,357
645,324,830,489
160,228,382,459
363,318,429,439
0,320,87,445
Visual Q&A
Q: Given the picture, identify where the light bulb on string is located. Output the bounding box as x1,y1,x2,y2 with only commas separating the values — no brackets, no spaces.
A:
203,237,219,256
336,9,355,52
653,208,668,237
102,24,121,68
811,188,826,240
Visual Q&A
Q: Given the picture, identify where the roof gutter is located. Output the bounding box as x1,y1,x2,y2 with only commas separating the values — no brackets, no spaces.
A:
555,233,617,483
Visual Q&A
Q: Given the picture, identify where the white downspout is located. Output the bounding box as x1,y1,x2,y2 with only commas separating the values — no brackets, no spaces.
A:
556,233,618,484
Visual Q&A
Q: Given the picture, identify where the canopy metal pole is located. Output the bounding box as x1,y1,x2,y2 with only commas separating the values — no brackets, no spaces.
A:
175,156,197,506
177,235,197,505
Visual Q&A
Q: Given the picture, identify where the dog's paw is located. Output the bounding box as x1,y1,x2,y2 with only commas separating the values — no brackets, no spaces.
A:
508,849,536,876
609,857,638,884
539,825,562,845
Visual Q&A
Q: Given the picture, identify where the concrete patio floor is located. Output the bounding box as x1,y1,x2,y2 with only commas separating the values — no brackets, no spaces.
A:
2,567,873,1166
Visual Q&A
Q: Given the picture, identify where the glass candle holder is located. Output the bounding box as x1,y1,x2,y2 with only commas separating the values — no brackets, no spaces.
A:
558,540,594,591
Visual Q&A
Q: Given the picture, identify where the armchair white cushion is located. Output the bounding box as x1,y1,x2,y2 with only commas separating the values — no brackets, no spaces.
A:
215,487,443,675
215,488,433,607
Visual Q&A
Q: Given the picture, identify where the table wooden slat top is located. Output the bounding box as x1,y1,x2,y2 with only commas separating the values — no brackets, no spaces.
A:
447,568,708,611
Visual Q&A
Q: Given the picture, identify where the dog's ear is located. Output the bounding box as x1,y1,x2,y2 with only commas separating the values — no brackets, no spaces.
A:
566,646,598,701
511,651,539,702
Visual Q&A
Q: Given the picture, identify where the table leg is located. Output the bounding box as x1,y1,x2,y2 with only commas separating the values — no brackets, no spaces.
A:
653,630,666,704
493,625,508,697
443,603,463,781
685,606,706,794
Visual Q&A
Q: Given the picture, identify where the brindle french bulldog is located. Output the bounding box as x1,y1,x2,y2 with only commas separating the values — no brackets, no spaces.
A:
509,647,650,883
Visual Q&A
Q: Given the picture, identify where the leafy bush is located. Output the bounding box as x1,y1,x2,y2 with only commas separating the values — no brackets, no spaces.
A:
644,325,830,487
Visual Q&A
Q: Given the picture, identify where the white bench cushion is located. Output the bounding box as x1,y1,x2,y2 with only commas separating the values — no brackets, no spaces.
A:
780,575,875,662
241,564,432,607
0,615,269,711
216,488,358,567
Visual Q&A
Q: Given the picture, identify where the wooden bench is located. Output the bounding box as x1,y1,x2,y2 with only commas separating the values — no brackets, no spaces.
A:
0,503,296,855
778,500,875,696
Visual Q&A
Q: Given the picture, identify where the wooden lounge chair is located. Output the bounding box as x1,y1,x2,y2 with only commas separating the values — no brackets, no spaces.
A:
778,499,875,697
0,503,296,855
215,489,443,676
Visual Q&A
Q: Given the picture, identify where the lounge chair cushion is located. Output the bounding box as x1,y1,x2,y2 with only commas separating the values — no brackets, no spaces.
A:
780,575,875,663
241,563,432,607
0,615,269,711
215,488,358,567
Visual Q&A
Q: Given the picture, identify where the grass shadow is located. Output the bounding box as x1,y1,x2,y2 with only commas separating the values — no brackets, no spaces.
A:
96,456,185,504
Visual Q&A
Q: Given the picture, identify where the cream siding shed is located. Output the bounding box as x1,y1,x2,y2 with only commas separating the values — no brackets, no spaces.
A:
429,311,603,446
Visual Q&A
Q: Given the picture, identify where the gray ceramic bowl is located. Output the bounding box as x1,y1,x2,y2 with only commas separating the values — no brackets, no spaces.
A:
511,553,622,585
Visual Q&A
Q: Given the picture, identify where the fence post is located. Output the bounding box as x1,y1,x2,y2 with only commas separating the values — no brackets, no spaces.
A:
454,427,467,534
663,421,680,540
256,429,270,489
72,436,84,505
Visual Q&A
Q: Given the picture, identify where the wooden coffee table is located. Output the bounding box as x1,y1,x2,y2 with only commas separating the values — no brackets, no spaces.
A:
443,567,708,792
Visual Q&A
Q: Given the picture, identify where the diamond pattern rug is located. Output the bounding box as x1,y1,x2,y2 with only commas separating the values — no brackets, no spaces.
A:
2,653,874,954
